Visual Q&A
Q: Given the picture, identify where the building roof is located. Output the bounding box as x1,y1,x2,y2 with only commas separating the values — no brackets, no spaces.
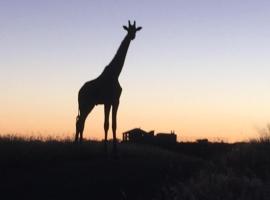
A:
123,128,147,135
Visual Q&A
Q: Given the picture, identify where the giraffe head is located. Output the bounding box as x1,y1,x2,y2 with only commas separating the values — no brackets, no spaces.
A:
123,20,142,40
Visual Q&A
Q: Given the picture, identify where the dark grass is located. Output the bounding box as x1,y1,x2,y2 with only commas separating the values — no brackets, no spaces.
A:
0,135,270,200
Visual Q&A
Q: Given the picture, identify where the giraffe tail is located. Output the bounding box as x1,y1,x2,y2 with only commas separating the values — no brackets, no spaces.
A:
75,107,80,142
76,107,80,122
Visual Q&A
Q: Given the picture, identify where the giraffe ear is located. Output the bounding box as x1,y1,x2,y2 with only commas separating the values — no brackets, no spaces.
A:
123,26,128,31
136,27,142,31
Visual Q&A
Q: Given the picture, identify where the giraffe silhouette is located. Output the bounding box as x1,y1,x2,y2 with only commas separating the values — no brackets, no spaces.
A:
75,20,142,152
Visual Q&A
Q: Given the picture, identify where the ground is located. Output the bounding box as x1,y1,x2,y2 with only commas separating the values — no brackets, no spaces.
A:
0,136,269,200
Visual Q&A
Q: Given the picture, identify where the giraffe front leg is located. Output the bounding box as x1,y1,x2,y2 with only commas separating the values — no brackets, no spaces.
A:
112,101,119,154
104,104,111,152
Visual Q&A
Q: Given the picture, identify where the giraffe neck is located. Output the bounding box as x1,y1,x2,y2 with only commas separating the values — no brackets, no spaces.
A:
102,34,131,80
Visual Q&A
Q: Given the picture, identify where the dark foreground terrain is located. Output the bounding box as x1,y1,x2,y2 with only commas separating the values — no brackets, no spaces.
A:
0,136,270,200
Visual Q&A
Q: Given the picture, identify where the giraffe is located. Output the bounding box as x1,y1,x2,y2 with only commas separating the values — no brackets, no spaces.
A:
75,20,142,152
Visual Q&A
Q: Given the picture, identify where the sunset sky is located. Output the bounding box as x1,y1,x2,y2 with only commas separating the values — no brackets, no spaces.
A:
1,0,270,142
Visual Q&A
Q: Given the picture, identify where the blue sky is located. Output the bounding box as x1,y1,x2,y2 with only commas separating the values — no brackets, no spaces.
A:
1,0,270,141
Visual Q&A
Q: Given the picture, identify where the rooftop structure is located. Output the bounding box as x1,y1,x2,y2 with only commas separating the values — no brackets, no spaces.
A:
122,128,177,144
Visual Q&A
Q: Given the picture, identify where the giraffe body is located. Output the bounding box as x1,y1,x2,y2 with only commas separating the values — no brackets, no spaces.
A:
79,75,122,106
75,21,142,153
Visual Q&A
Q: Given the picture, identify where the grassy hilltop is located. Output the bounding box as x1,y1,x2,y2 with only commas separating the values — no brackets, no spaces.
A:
0,135,270,200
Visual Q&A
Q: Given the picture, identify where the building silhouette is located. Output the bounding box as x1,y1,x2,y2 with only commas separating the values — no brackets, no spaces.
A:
122,128,177,145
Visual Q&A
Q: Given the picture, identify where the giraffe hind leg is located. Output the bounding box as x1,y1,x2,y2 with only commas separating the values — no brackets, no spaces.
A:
75,104,94,143
75,114,85,143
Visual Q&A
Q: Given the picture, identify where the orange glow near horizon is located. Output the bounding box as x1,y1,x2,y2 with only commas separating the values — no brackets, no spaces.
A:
1,1,270,143
1,92,269,143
